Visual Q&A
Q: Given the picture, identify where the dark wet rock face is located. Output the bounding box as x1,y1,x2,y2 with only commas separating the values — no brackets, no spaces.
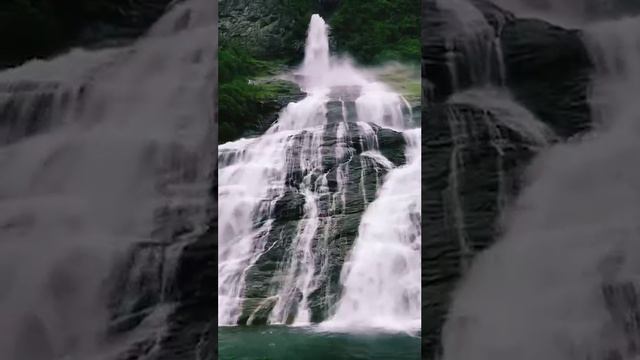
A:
493,0,640,22
423,0,594,358
422,102,539,357
501,18,593,137
0,0,174,69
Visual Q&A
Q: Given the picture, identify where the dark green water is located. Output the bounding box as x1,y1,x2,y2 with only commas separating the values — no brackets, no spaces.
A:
218,326,421,360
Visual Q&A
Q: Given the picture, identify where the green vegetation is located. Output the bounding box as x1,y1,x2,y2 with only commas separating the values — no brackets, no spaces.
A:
218,44,302,143
329,0,420,64
218,0,420,143
277,0,317,61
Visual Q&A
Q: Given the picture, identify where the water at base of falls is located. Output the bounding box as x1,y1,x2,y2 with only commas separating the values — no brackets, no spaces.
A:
218,14,421,334
219,326,421,360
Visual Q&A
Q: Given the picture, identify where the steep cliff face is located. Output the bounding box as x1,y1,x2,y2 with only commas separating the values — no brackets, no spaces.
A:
423,0,594,357
424,0,592,135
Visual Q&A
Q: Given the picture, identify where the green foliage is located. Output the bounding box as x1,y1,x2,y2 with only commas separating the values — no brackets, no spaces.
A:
218,44,296,143
329,0,420,64
219,44,276,83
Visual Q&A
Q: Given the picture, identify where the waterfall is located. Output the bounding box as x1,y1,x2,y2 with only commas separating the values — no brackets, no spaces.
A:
300,14,331,89
436,0,506,89
218,14,420,331
441,7,640,360
0,0,215,358
320,128,421,333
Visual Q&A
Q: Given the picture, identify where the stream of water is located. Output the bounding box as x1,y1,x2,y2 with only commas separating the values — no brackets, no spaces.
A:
218,13,421,360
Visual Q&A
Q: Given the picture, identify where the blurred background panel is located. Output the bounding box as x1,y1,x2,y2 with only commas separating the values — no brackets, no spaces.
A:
0,1,217,359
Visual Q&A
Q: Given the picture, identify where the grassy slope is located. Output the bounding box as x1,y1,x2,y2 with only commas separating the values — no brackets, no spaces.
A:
218,44,301,143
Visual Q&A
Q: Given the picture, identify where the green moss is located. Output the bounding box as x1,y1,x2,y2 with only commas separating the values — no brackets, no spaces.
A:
219,44,280,81
328,0,420,64
218,44,302,143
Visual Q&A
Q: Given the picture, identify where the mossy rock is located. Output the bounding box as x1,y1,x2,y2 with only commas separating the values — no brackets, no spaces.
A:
238,297,278,325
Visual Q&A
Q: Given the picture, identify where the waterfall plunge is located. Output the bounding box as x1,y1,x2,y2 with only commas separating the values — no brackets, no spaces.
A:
218,14,420,333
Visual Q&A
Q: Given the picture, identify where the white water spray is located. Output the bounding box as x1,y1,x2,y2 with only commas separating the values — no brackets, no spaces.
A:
321,129,421,334
300,14,332,89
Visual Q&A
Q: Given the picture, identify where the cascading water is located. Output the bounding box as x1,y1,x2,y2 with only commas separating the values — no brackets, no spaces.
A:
441,4,640,360
436,0,507,90
426,0,556,274
320,128,421,333
218,14,420,333
0,0,215,359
